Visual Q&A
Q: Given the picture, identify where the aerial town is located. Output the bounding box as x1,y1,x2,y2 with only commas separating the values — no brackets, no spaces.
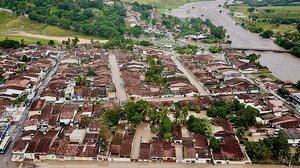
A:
0,0,300,167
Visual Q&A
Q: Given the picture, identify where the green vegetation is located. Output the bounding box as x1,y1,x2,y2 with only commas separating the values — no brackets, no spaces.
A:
86,68,97,77
0,38,20,48
227,4,300,57
277,87,290,97
124,0,209,11
162,14,205,37
0,74,6,84
145,57,167,85
127,26,144,38
139,40,153,46
296,80,300,89
102,109,123,128
0,35,55,45
209,137,220,151
246,53,261,63
245,135,290,164
260,30,274,38
125,100,150,127
243,0,300,6
101,37,134,51
0,11,99,42
208,46,223,53
205,19,227,40
186,115,212,137
227,5,299,34
13,94,28,107
174,44,198,55
275,32,300,57
207,100,259,129
132,2,153,21
0,0,127,39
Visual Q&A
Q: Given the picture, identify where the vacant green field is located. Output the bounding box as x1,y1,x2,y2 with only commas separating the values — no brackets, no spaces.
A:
0,10,102,43
124,0,209,11
0,35,58,45
228,5,299,33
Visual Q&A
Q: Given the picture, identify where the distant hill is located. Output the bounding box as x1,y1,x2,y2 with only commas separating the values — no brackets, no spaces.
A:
0,0,126,39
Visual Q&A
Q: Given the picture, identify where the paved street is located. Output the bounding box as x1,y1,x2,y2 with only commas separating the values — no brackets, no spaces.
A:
170,54,209,96
0,52,63,167
108,53,128,104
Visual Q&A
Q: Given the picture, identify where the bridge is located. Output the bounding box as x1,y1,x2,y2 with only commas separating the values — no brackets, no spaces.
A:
231,47,291,53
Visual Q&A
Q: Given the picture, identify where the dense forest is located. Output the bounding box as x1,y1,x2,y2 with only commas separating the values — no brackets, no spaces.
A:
0,0,126,39
243,0,300,6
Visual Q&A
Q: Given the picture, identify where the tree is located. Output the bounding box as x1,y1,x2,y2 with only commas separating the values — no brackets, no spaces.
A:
210,137,220,151
151,18,157,25
278,87,290,96
20,55,31,62
247,7,255,13
125,100,149,127
0,38,20,48
0,74,6,84
159,116,172,141
102,109,122,128
246,53,260,63
86,68,97,76
296,80,300,89
260,30,273,38
173,109,181,125
48,40,55,45
186,115,212,137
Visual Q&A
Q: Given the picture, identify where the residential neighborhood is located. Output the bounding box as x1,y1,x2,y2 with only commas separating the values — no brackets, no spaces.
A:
0,0,300,167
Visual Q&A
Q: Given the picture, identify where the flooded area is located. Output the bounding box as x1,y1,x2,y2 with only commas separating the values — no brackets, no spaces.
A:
24,161,298,168
171,0,300,82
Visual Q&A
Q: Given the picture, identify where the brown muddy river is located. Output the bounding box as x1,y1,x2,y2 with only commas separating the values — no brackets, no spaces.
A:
171,0,300,83
24,161,300,168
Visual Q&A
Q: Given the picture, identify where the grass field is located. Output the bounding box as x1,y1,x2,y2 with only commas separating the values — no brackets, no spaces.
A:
123,0,209,11
0,35,58,45
228,5,299,34
0,10,103,43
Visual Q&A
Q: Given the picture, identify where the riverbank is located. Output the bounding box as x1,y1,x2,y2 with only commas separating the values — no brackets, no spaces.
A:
171,0,300,83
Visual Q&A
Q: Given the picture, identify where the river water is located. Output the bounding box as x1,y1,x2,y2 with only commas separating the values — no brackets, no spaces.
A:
171,0,300,83
25,161,299,168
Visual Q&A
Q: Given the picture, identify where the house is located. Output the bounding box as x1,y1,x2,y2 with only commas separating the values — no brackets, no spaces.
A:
110,132,123,155
11,140,29,162
88,119,101,132
70,129,86,144
119,133,134,159
172,125,182,144
150,137,163,162
280,128,300,146
213,131,245,164
162,141,176,162
269,115,300,128
222,70,242,81
182,138,196,163
23,119,38,131
193,134,211,163
139,142,151,162
290,93,300,112
59,104,79,125
28,99,46,117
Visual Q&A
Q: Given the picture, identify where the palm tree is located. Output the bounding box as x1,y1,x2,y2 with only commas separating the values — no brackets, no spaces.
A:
174,109,181,125
180,107,188,125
